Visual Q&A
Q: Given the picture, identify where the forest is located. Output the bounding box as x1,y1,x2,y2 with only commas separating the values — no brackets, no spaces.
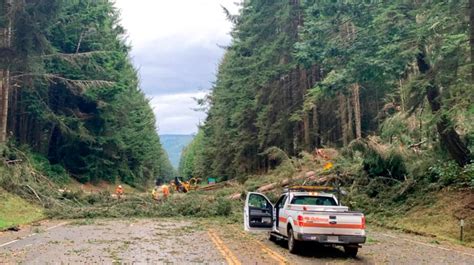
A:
0,0,174,186
180,0,474,185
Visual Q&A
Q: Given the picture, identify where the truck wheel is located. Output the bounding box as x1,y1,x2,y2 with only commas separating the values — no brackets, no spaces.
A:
288,228,300,254
344,246,358,258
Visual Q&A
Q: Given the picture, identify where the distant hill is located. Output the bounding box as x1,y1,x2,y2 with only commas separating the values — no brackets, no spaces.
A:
160,134,195,169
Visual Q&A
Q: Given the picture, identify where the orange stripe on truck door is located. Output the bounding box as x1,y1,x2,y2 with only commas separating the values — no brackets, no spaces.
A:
278,217,287,223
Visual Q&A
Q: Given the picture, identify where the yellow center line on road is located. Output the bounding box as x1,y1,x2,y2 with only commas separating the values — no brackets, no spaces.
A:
229,226,288,265
208,232,234,265
254,240,287,265
208,230,242,265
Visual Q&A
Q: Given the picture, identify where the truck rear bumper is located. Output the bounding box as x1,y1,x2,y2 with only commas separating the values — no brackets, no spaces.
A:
295,233,366,244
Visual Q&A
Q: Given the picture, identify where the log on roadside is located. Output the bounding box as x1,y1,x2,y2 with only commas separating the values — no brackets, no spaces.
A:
228,192,242,200
198,179,237,191
256,171,312,192
257,183,277,192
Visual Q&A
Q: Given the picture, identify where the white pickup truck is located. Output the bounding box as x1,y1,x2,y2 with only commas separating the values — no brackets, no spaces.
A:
244,186,366,257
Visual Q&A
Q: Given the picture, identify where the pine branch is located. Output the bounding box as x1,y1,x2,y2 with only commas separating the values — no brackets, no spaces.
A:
11,73,114,95
40,51,115,72
41,51,116,61
222,5,238,24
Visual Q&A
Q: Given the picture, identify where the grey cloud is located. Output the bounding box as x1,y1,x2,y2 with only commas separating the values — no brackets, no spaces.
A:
150,92,207,134
132,37,228,96
114,0,238,134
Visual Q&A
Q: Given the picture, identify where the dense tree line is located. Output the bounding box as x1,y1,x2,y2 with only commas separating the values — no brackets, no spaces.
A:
181,0,473,180
0,0,173,185
179,131,206,179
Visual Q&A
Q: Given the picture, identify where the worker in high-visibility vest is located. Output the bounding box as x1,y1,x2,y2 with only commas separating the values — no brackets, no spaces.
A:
151,187,159,200
161,184,170,199
115,185,124,199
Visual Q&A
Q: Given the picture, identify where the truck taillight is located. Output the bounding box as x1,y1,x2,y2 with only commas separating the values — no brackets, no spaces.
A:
362,216,366,229
296,215,304,226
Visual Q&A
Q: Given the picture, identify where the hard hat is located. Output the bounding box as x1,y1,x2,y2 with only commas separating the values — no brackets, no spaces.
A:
118,185,122,188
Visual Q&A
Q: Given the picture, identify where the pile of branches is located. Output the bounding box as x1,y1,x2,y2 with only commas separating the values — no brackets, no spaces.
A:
0,148,64,209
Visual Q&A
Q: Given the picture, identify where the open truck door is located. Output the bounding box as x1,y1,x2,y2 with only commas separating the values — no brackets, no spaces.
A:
244,192,274,232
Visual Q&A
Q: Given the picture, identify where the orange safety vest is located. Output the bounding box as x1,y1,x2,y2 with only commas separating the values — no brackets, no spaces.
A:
116,187,124,195
162,185,170,198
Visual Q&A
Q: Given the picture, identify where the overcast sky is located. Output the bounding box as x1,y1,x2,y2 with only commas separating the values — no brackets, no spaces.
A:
114,0,239,135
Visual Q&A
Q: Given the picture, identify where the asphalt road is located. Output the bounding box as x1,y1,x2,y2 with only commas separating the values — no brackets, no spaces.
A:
0,219,473,264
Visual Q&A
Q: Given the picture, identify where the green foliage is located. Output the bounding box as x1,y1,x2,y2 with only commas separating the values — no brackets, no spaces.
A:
186,0,473,181
186,0,302,180
0,147,237,220
30,153,69,185
215,197,233,216
4,0,173,186
46,192,237,219
362,150,407,181
428,161,474,187
0,150,61,209
179,131,206,179
466,164,474,187
0,188,44,230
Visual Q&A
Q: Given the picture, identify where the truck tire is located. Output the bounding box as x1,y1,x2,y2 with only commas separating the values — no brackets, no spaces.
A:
344,246,358,258
287,227,300,254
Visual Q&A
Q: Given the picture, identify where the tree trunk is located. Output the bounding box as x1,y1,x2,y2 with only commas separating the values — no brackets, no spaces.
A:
338,92,348,146
312,105,320,147
352,83,362,139
0,71,3,142
417,50,471,166
347,95,353,141
19,95,27,145
303,113,310,151
471,0,474,81
0,0,12,143
7,75,16,139
300,68,310,151
0,68,9,143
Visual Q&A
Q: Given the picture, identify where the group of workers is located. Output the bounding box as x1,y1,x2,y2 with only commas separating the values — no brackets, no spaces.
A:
151,177,170,201
114,177,184,201
114,181,169,201
151,183,170,201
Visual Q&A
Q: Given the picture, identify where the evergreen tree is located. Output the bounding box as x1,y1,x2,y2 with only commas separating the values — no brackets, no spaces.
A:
187,0,473,179
0,0,173,186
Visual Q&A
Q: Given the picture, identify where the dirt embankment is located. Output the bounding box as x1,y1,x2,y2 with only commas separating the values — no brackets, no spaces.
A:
377,189,474,247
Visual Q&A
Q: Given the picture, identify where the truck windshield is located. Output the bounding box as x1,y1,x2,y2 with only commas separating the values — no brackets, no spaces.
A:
290,196,337,206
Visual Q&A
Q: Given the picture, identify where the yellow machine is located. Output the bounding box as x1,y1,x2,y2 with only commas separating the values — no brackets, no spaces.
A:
171,177,190,193
188,177,202,190
171,177,202,193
